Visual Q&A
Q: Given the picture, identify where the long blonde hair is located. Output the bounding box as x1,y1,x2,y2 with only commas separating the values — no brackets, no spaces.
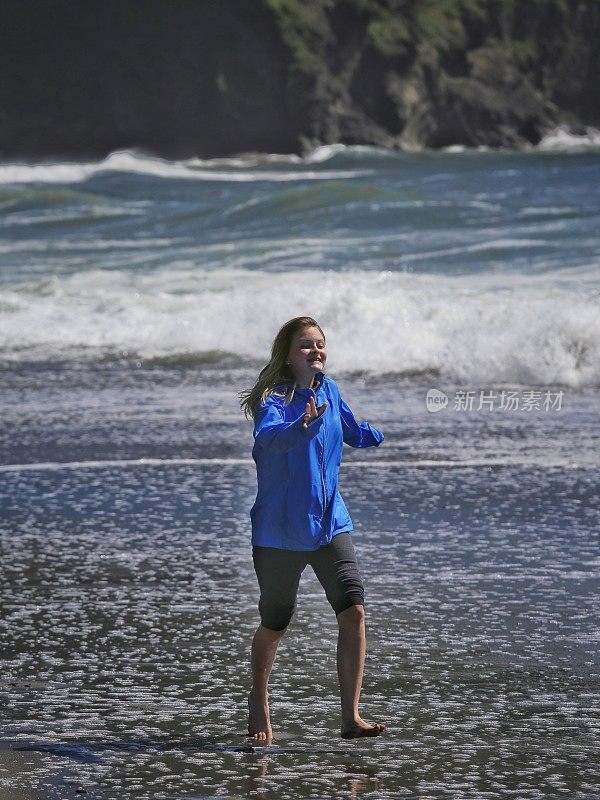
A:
239,316,326,421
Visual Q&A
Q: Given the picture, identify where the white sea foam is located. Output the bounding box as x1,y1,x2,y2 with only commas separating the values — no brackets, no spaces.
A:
1,137,598,187
187,152,303,167
443,145,468,154
0,149,371,185
1,267,598,387
303,144,396,163
538,125,600,151
0,456,585,473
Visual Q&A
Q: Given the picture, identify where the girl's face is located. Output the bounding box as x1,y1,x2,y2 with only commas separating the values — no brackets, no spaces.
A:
287,326,327,385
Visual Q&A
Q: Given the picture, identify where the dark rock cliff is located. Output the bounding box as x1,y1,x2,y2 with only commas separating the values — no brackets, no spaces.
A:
1,0,598,159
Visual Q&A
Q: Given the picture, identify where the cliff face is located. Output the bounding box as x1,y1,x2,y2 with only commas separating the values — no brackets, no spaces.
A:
1,0,598,159
268,0,600,151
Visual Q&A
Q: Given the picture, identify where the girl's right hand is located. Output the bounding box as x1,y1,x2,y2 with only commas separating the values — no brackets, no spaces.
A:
302,396,327,429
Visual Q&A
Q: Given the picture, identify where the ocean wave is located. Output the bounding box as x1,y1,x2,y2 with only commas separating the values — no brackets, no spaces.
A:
1,139,599,188
0,142,486,188
1,267,598,388
0,149,373,185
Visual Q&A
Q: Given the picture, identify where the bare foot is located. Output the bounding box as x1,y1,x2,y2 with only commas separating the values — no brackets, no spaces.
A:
341,716,386,739
247,692,272,741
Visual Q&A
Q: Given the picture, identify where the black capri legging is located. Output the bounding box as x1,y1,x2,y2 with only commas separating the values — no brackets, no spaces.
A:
252,531,365,631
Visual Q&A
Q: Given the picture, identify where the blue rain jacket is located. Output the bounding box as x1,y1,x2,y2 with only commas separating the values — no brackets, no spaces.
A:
250,371,384,550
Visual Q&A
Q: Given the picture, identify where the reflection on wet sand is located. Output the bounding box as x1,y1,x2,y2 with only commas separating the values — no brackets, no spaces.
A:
244,754,381,799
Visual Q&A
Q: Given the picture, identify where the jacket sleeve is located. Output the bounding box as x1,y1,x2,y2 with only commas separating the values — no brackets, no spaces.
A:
254,398,325,453
339,395,384,448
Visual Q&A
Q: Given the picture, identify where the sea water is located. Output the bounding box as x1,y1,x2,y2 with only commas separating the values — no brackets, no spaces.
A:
1,144,599,798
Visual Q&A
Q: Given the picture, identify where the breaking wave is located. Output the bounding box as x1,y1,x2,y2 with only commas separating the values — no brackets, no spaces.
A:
1,267,598,387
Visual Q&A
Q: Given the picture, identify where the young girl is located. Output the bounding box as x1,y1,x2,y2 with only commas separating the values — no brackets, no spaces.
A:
239,316,386,741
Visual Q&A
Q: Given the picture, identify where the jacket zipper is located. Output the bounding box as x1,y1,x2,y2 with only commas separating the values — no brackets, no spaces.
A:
320,391,327,516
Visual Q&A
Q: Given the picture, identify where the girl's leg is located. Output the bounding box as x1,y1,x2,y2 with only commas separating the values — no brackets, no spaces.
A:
248,546,305,740
311,533,386,738
248,624,286,740
336,604,384,737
